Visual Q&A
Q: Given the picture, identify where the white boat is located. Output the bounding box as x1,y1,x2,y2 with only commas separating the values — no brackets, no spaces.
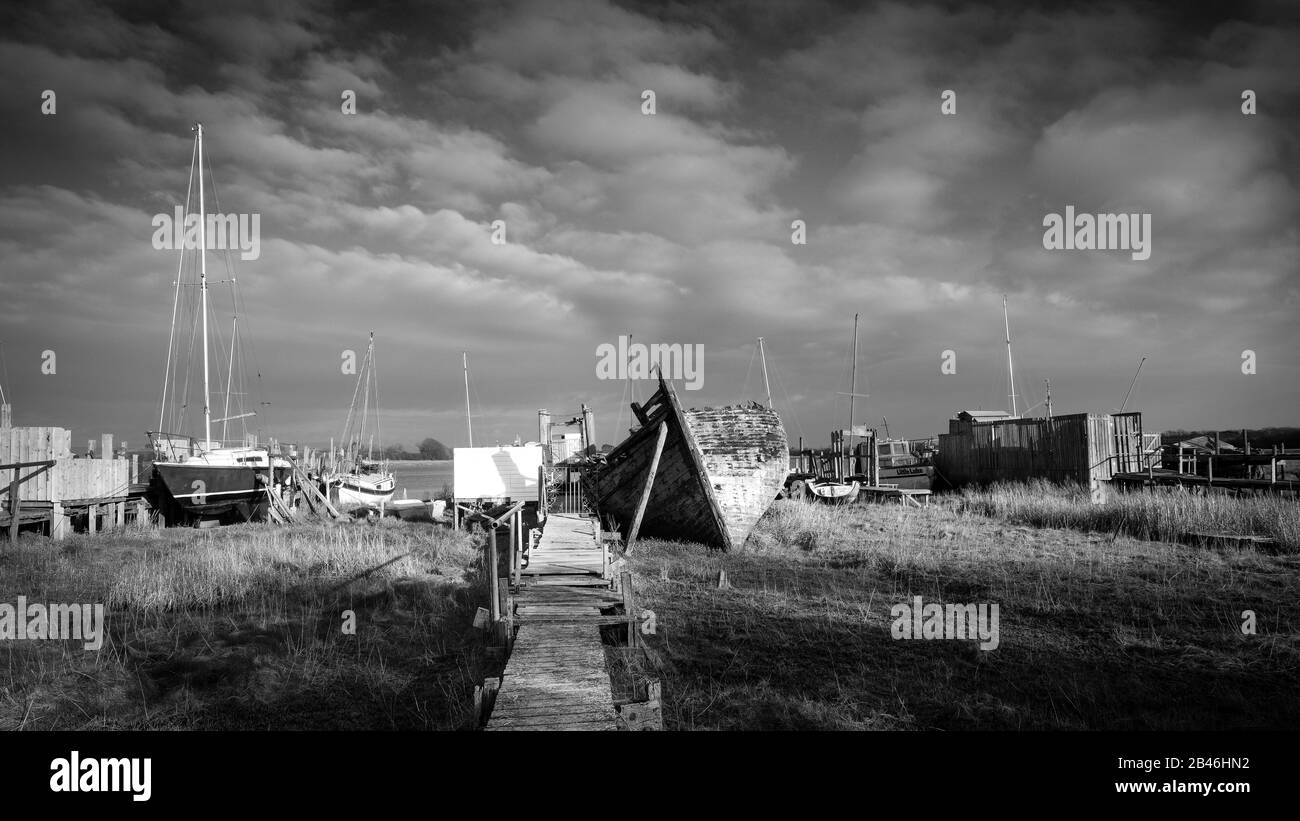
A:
326,333,395,508
334,469,396,506
808,478,860,504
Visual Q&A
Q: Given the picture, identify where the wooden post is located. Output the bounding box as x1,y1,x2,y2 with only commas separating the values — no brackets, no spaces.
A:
8,476,18,543
538,410,551,462
88,503,98,534
0,403,10,429
537,465,547,516
626,421,667,554
581,405,595,457
131,453,139,484
601,537,610,579
621,570,635,647
508,509,519,587
488,528,500,624
496,578,510,646
50,502,68,540
100,434,113,460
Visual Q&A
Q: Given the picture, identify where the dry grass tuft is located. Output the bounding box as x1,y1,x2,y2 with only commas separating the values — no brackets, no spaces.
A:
0,519,494,730
627,494,1300,731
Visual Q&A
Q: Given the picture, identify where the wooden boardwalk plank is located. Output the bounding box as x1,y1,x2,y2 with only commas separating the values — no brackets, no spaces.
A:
486,513,620,731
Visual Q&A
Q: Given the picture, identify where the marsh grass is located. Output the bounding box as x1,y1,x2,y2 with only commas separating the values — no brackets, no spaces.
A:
957,479,1300,552
0,518,493,730
629,496,1300,731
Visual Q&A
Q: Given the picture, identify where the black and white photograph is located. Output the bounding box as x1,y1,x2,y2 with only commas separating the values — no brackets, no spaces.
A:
0,0,1295,803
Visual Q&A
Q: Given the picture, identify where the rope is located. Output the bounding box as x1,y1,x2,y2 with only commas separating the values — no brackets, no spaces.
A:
769,356,805,443
737,342,757,405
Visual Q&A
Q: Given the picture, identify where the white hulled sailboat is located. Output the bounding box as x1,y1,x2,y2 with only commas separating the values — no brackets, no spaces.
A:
327,333,395,507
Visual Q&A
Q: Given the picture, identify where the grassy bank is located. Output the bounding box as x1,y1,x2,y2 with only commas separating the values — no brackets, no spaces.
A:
1,518,493,730
958,480,1300,552
629,497,1300,730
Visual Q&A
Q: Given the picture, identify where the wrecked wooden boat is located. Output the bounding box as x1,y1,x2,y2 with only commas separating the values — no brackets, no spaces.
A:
590,376,788,550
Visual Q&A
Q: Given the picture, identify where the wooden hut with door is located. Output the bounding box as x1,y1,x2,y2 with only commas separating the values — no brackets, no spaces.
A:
935,410,1146,493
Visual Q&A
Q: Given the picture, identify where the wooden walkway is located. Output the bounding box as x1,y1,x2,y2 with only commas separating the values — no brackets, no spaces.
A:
524,513,606,576
486,513,619,731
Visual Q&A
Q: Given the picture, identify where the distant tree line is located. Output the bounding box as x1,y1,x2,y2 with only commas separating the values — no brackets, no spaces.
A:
380,437,453,460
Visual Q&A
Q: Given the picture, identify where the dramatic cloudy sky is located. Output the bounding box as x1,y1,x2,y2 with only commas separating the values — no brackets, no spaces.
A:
0,0,1297,452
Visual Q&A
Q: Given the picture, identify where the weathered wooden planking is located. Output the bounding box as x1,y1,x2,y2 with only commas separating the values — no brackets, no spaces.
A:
525,514,606,576
484,511,621,730
936,412,1144,488
486,620,617,731
0,454,129,501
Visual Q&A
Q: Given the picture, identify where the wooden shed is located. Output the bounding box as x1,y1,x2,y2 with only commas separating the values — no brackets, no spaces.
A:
935,411,1145,490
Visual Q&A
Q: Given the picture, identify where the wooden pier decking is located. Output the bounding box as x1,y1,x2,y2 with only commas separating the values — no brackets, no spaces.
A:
486,513,620,731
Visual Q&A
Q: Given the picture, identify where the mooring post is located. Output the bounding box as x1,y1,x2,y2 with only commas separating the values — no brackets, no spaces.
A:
50,502,68,540
488,528,500,624
509,509,519,587
621,570,635,647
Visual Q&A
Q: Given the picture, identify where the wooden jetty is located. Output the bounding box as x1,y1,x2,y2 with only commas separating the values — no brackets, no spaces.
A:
486,513,622,731
1110,467,1298,495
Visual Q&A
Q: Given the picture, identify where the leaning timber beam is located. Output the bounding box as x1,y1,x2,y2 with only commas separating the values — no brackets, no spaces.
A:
626,421,668,555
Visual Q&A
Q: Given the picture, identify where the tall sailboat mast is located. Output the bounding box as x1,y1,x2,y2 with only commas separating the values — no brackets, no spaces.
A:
849,312,859,431
197,123,212,450
463,351,473,447
757,337,773,409
1003,295,1018,417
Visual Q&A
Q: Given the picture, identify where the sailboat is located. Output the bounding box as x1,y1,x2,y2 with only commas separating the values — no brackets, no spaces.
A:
328,333,395,506
147,123,285,523
838,316,934,492
802,315,866,502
